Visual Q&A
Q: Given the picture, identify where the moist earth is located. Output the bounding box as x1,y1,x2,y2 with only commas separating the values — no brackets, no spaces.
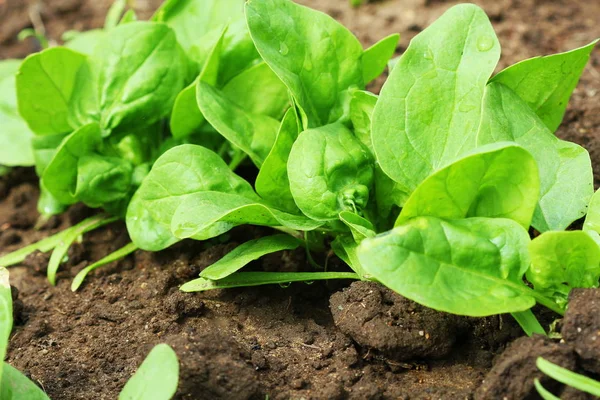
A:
2,0,600,399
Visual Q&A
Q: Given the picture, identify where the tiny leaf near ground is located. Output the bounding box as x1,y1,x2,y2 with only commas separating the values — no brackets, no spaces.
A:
118,344,179,400
536,357,600,397
0,267,12,388
527,231,600,304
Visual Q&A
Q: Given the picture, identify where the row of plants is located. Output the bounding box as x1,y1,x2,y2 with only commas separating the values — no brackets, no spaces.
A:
1,0,600,397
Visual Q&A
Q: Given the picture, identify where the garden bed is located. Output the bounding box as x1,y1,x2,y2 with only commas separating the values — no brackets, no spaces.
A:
1,0,600,399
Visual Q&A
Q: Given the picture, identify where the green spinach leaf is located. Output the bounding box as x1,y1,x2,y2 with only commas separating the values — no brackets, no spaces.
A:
362,33,400,84
490,40,598,132
372,4,500,193
288,123,374,221
358,216,536,316
246,0,364,127
200,234,301,280
397,143,540,229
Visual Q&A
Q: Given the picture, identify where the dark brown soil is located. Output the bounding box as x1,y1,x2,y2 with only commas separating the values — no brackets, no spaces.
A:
1,0,600,399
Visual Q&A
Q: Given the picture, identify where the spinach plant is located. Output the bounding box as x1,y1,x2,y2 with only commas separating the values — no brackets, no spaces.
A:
126,1,598,336
0,0,277,288
0,267,178,400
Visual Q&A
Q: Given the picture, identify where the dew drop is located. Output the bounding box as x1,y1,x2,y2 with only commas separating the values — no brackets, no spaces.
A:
476,35,494,52
423,48,434,60
279,42,289,55
279,282,292,288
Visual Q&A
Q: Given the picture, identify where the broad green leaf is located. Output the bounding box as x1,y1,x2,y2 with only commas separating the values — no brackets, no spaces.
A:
0,60,34,166
180,271,359,292
1,363,51,400
126,145,258,252
196,81,279,167
246,0,364,127
372,4,500,193
72,242,138,291
93,22,188,133
527,231,600,300
479,82,593,231
152,0,242,59
170,191,322,240
536,357,600,397
42,123,102,205
362,33,400,84
118,344,179,400
222,62,289,120
200,234,300,280
288,123,374,221
170,27,227,139
255,109,300,213
215,19,261,85
74,154,133,207
491,40,598,132
397,143,540,229
339,211,376,242
0,267,11,388
358,216,536,316
16,47,86,135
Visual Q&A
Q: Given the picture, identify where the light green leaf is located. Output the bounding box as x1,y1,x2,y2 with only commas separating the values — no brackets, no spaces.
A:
170,27,227,139
152,0,242,58
362,33,399,84
72,242,138,291
118,344,179,400
0,60,34,166
196,81,279,167
339,211,375,242
221,62,289,120
93,22,188,133
372,4,500,193
0,267,11,388
397,143,540,229
331,235,367,277
479,82,593,232
255,109,300,213
181,271,359,292
288,123,374,221
349,89,377,151
536,357,600,397
527,231,600,301
74,154,133,207
105,0,127,29
1,363,51,400
200,234,300,280
126,145,258,252
42,122,102,205
358,216,536,316
246,0,364,127
491,40,598,132
170,191,322,240
63,30,104,55
533,379,560,400
584,189,600,243
16,47,86,135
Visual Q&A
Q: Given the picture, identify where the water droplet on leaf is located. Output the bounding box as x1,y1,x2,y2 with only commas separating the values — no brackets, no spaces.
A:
476,35,494,52
279,42,289,55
